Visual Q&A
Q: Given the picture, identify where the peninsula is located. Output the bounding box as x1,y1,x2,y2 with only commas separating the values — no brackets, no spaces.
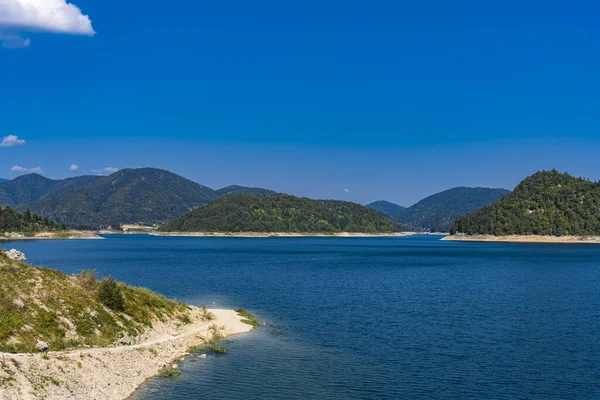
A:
0,250,257,399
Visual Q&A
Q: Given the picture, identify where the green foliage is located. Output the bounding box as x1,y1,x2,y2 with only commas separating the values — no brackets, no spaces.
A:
97,277,125,312
0,205,63,234
159,194,398,233
369,187,510,232
236,309,259,327
452,170,600,236
158,366,182,378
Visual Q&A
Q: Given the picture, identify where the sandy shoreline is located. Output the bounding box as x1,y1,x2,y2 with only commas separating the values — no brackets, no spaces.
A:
152,231,416,238
0,307,254,400
0,231,103,241
443,234,600,244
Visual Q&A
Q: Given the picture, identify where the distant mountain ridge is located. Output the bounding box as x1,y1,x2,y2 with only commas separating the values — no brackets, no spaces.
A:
214,185,278,197
0,174,101,208
0,178,8,184
160,194,398,233
452,170,600,236
368,187,510,232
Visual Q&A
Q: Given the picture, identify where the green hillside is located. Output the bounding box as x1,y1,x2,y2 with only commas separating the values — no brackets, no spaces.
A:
452,170,600,236
0,251,191,353
369,187,510,232
159,194,398,233
0,174,100,208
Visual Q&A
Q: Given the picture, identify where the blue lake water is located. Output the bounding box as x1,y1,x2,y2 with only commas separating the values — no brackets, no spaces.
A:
4,234,600,399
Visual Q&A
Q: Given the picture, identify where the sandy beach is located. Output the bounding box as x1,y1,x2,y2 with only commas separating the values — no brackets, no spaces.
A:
443,234,600,244
0,307,254,400
153,231,416,238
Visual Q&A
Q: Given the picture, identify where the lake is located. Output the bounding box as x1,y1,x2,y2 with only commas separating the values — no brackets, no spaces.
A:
4,234,600,399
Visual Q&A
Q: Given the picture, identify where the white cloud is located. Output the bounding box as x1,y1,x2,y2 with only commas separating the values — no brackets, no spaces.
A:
69,164,79,171
11,165,43,174
91,166,119,175
0,135,26,147
0,32,29,48
0,0,95,35
343,188,350,193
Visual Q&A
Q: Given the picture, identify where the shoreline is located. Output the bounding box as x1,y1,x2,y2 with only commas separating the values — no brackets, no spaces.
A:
0,307,254,400
443,234,600,244
0,230,103,241
152,231,416,238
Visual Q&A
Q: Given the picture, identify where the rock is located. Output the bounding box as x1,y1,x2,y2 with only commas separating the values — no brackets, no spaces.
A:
180,357,185,362
171,364,178,370
13,299,24,308
5,249,26,261
90,310,98,318
116,333,133,346
58,298,65,304
198,354,207,359
35,340,49,352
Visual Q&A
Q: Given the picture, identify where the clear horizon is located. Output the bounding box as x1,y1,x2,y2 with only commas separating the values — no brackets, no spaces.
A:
1,1,599,205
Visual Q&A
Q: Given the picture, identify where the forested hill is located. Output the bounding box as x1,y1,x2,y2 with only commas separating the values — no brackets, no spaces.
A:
159,194,398,233
368,187,510,232
0,205,64,233
0,178,7,184
21,168,216,228
451,170,600,236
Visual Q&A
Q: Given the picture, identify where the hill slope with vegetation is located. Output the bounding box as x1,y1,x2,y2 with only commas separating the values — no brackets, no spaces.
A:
369,187,510,232
0,174,100,208
0,251,191,354
451,170,600,236
159,194,398,233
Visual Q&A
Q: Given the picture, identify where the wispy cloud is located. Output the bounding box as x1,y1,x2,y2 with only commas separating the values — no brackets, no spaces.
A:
11,165,43,174
0,0,95,48
344,188,350,193
0,135,26,147
91,167,119,175
69,164,79,171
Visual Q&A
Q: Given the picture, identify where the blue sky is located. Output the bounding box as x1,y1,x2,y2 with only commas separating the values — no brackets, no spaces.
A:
1,0,599,206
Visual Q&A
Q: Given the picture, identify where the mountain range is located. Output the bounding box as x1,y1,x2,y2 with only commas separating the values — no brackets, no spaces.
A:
0,169,279,228
0,168,510,230
368,187,510,232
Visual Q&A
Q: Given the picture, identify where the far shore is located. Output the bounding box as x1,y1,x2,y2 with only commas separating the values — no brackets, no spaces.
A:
0,230,103,241
0,307,254,400
152,231,417,238
443,234,600,244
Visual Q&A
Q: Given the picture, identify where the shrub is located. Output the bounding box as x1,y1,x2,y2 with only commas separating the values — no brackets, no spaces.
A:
97,277,125,311
75,269,98,290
